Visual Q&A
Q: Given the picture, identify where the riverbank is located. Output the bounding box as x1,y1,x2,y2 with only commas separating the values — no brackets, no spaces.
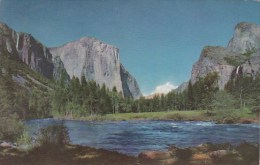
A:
138,142,259,165
0,142,258,165
0,143,137,165
54,109,259,124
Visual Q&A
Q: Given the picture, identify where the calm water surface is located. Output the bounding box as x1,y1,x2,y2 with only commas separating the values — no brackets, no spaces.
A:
26,119,260,156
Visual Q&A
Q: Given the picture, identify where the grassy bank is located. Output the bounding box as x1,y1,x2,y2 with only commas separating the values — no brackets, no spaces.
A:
105,110,206,121
54,109,259,124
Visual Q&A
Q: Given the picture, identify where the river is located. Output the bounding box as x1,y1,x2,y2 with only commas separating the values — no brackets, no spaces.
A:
26,119,259,156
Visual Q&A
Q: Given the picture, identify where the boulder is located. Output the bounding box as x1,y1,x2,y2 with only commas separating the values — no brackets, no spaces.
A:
0,141,16,148
138,151,171,160
168,145,178,156
209,150,231,159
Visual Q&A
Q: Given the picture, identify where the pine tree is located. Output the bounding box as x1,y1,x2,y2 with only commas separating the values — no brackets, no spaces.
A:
187,80,194,110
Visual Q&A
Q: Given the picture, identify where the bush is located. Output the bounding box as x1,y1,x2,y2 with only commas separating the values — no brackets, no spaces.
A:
222,117,237,124
0,113,24,142
215,109,240,124
35,123,70,148
164,113,184,121
16,130,33,150
175,148,192,160
211,91,238,110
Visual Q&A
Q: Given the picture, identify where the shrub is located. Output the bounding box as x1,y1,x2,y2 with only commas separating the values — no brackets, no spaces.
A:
224,56,243,67
215,109,240,124
164,113,184,121
17,130,33,150
35,123,70,148
0,113,24,142
211,91,237,110
222,117,236,124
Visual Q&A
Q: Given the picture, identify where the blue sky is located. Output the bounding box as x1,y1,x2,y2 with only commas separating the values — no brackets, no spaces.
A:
0,0,259,95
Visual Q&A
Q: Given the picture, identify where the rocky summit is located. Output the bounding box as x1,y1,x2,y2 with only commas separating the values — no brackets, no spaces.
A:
190,22,260,90
227,22,260,53
0,23,142,99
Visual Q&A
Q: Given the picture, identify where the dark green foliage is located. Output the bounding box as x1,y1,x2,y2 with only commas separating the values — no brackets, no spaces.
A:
242,48,255,59
51,76,114,117
224,49,255,67
128,73,219,113
175,148,192,160
0,113,24,142
0,48,53,119
193,72,219,109
28,89,52,119
187,81,195,110
214,108,241,124
211,91,238,110
225,75,260,109
35,124,70,147
224,56,243,67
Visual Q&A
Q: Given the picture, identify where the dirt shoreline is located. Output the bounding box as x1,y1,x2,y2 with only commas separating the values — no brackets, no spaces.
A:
0,142,258,165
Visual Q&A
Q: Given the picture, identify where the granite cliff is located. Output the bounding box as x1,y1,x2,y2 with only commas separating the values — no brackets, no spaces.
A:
189,22,260,90
0,23,68,81
50,37,142,99
227,22,260,53
0,23,142,99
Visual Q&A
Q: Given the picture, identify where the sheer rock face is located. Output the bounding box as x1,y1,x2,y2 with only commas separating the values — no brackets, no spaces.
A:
120,64,142,99
0,23,67,80
15,32,54,79
175,81,188,93
190,22,260,90
228,22,260,53
50,37,142,99
191,46,236,89
241,51,260,78
49,37,122,91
